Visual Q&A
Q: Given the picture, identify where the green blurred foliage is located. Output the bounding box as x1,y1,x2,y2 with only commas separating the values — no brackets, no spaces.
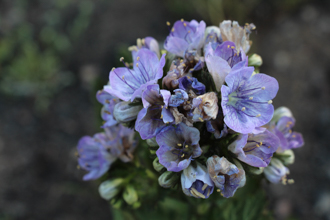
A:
0,0,96,112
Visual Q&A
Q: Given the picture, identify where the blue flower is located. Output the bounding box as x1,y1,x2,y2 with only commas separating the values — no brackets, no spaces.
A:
156,123,202,172
164,19,206,57
96,90,119,128
77,134,116,181
228,130,279,167
181,163,214,199
104,48,166,102
129,37,160,60
206,156,245,198
221,66,279,134
178,76,206,96
135,84,174,140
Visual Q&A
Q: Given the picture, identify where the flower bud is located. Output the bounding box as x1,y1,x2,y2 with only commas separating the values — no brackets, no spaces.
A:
248,54,263,67
153,157,164,172
271,107,293,124
98,178,124,200
113,101,143,123
247,166,264,175
264,158,289,184
158,171,179,188
276,149,295,166
146,137,158,147
110,198,123,209
123,185,138,205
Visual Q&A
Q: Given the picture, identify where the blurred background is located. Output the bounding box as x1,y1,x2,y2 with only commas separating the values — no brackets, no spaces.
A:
0,0,329,219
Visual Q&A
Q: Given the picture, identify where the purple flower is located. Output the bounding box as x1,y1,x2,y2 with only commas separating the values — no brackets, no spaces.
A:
156,123,202,172
104,48,166,102
168,89,189,107
204,26,222,53
206,109,228,139
181,163,214,199
221,66,279,134
270,116,304,152
164,19,206,57
264,158,290,184
135,84,174,140
205,41,247,91
96,90,120,128
206,156,245,198
178,76,206,96
129,37,160,60
77,135,116,181
228,130,279,167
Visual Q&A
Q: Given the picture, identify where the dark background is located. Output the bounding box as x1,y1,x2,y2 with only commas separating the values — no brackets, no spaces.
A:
0,0,329,219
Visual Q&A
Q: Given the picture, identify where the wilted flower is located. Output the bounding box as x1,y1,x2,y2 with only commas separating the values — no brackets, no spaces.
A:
219,20,255,53
205,41,247,91
164,19,206,57
207,156,245,198
264,158,290,184
179,76,206,96
168,89,189,107
228,130,279,167
192,92,219,122
98,178,124,200
206,109,228,139
221,65,279,134
129,37,160,59
156,123,202,172
104,48,166,102
96,90,119,128
181,163,214,199
135,84,174,139
113,101,143,123
77,135,116,181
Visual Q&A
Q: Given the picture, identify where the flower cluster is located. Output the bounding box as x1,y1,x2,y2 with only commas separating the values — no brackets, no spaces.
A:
76,19,304,205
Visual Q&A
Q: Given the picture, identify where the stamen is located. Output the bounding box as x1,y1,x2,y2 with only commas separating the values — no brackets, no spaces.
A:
216,189,220,192
177,143,182,146
77,165,80,169
111,67,116,71
181,154,185,158
187,30,191,33
213,176,217,179
231,46,235,49
256,114,261,117
268,100,273,104
183,23,187,27
166,21,170,26
122,75,125,80
160,114,163,119
181,18,184,22
207,188,211,197
261,87,265,90
249,97,253,100
260,142,263,145
191,188,205,198
241,107,246,111
137,56,140,61
289,130,292,134
141,38,145,45
171,28,175,32
256,144,260,147
268,146,271,148
185,145,188,148
104,110,111,114
202,183,208,191
136,63,139,67
119,57,124,62
105,100,110,104
292,135,296,138
227,45,230,48
198,117,204,122
288,179,295,184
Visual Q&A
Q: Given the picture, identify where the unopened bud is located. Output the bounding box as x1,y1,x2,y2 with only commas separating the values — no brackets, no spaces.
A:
248,54,263,67
99,178,124,200
123,185,138,205
110,198,123,209
271,107,293,124
276,149,295,166
264,158,289,184
158,171,179,188
146,137,158,147
153,157,164,172
113,101,142,123
247,166,264,175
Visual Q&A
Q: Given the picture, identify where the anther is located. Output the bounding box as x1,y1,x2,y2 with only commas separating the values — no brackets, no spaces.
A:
136,63,139,67
202,183,208,191
198,117,204,122
111,67,116,71
256,114,261,117
104,110,111,114
261,87,265,90
267,146,271,148
160,114,163,119
288,179,295,184
120,57,124,62
292,135,296,138
216,189,220,192
171,28,175,32
141,38,145,45
105,100,110,104
241,107,246,111
185,145,188,148
187,30,191,33
183,23,187,27
181,154,185,158
256,144,260,147
181,18,184,22
268,100,273,104
166,21,170,26
249,97,253,100
137,56,140,61
231,46,235,49
177,143,182,146
227,45,230,48
161,105,164,108
260,142,263,145
77,165,80,169
122,75,125,80
191,188,205,198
